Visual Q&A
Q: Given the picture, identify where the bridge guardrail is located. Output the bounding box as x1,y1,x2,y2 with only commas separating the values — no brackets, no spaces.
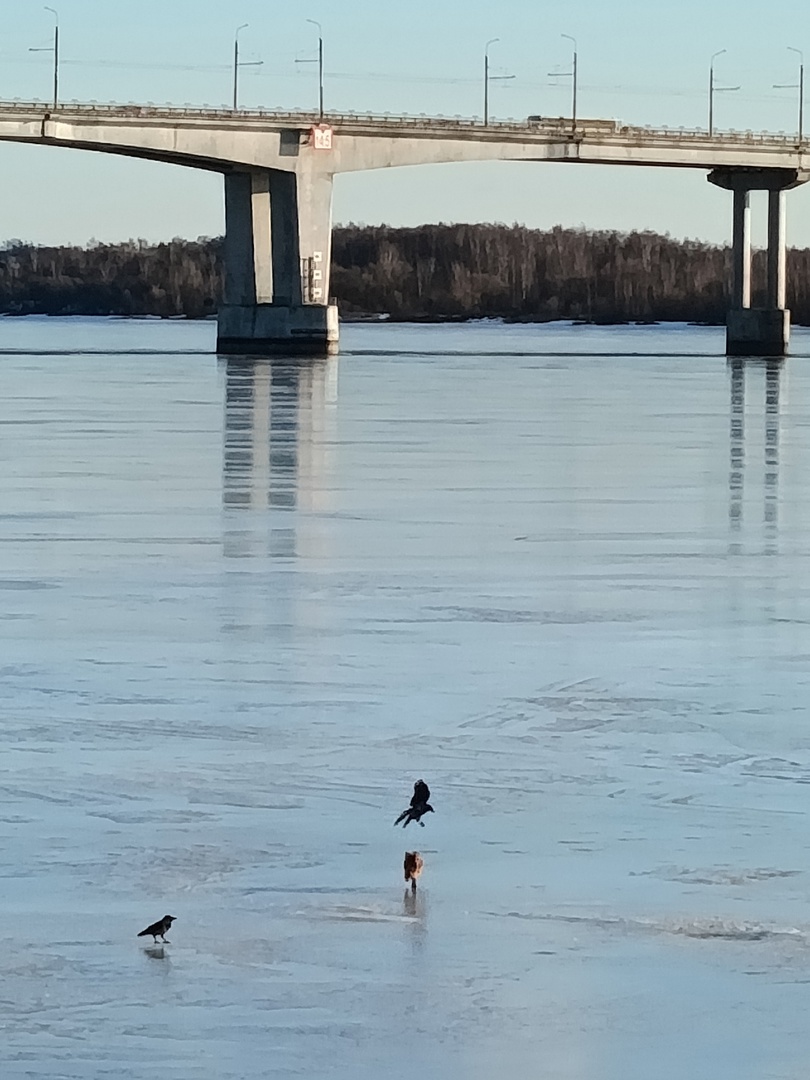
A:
0,99,803,148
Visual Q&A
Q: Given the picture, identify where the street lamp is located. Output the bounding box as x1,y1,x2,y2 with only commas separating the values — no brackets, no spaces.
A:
562,34,577,132
295,19,324,121
232,23,262,110
484,38,498,126
29,6,59,111
773,47,804,142
709,49,739,136
790,47,805,141
483,39,515,125
548,34,577,133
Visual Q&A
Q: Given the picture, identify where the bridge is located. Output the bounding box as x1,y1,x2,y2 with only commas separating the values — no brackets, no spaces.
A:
1,100,808,356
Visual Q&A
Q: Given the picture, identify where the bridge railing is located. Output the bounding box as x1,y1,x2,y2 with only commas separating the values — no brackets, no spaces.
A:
0,99,802,147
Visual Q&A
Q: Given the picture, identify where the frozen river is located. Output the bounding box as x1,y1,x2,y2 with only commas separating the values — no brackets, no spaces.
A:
2,317,810,1079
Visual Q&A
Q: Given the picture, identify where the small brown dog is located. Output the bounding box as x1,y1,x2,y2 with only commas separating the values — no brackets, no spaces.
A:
403,851,424,893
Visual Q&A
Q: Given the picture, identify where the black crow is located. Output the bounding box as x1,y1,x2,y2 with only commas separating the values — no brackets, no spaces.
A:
411,779,430,807
138,915,176,943
397,777,434,825
394,778,433,827
404,851,424,892
394,801,434,828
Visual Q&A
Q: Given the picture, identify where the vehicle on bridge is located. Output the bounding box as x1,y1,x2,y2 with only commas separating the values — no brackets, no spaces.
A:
526,115,621,134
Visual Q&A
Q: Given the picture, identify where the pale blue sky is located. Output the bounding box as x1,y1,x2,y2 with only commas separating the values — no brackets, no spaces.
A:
2,0,810,246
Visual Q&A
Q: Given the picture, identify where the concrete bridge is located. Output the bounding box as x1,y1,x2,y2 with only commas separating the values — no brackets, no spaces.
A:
1,100,807,356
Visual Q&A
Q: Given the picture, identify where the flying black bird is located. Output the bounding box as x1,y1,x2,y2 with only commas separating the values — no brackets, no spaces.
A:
394,801,434,827
411,779,430,807
394,779,434,828
403,851,424,893
137,915,176,943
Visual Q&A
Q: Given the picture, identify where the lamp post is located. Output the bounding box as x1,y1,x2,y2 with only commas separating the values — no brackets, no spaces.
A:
709,49,739,136
232,23,262,110
549,35,578,134
296,20,324,120
29,6,59,111
561,34,577,131
483,38,514,126
773,47,804,142
308,19,325,121
791,47,805,142
484,38,498,126
233,24,247,110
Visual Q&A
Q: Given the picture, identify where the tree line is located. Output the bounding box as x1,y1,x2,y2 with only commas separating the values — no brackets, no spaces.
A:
0,236,222,319
2,225,810,323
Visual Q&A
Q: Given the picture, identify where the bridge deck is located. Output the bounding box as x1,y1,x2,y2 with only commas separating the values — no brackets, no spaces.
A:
0,100,805,174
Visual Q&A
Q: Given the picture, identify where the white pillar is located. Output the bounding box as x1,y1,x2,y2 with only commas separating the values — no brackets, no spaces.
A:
732,186,751,309
250,173,273,304
767,189,787,310
296,166,334,305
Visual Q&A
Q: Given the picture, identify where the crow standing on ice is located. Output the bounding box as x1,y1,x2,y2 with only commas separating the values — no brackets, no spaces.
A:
403,851,424,892
137,915,176,943
394,779,434,828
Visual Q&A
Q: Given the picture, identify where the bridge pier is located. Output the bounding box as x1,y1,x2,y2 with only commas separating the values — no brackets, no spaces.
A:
217,166,338,356
709,168,807,357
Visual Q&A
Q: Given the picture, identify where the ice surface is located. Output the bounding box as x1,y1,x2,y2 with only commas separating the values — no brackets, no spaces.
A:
1,318,810,1078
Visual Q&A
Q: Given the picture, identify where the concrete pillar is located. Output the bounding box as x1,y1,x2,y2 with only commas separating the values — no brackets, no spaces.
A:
223,172,273,306
708,167,806,357
296,167,335,306
731,187,751,310
223,173,257,306
250,173,273,304
766,189,787,310
218,165,338,356
268,170,302,306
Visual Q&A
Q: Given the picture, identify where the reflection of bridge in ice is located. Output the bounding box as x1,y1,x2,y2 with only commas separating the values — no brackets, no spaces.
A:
222,356,338,561
728,357,782,556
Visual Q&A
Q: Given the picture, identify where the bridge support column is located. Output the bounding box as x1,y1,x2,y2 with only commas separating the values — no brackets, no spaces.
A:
766,189,787,310
731,186,751,310
709,167,808,357
217,166,338,356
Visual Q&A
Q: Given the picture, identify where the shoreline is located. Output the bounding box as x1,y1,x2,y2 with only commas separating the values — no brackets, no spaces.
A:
0,311,735,327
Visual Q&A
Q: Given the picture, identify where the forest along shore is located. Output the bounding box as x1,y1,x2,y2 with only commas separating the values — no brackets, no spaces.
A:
3,223,810,324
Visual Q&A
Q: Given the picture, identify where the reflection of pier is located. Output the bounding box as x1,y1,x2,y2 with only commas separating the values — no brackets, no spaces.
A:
223,357,338,559
728,357,783,555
